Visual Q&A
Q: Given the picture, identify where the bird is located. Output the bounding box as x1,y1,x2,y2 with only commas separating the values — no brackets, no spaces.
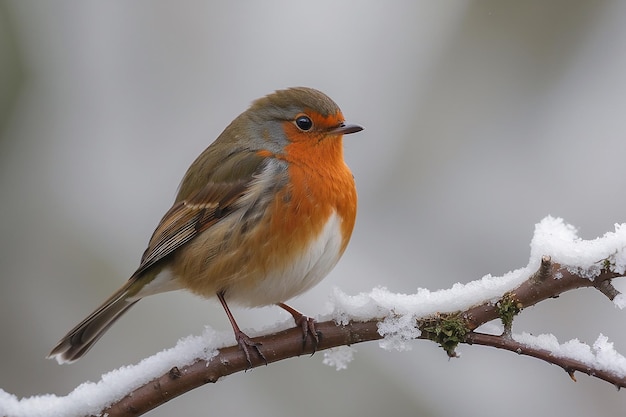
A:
48,87,363,366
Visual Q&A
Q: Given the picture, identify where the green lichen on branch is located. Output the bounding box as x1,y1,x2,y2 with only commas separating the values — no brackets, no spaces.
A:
496,292,522,336
420,313,469,357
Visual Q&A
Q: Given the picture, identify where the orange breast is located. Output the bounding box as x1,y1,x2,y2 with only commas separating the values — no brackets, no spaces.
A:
172,128,357,306
277,119,357,254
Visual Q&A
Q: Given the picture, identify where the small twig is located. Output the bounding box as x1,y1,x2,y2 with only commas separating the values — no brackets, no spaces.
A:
466,332,626,389
595,279,621,301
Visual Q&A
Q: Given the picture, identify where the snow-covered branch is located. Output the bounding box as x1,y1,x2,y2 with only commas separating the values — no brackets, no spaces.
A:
1,217,625,417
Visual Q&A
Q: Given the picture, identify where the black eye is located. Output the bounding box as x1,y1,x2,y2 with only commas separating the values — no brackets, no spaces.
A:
295,115,313,131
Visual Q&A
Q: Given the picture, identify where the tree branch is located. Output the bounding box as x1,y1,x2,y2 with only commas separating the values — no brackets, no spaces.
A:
101,321,382,417
100,256,625,417
462,256,622,332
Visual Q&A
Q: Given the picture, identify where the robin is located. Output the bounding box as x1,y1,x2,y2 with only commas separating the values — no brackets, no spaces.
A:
48,87,363,366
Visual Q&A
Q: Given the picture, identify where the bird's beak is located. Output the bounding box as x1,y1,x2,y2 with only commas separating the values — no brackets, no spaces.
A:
329,123,364,136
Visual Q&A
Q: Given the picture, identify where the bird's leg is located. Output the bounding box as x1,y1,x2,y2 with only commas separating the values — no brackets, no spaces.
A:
217,291,266,367
277,302,320,351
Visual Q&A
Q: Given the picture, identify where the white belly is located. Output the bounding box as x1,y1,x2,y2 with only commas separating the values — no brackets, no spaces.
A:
227,211,345,307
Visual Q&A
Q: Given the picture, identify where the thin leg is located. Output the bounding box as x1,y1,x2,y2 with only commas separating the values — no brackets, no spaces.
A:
277,302,320,351
217,291,266,367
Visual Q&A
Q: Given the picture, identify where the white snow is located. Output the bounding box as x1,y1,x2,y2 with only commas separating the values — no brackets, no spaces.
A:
514,333,626,378
529,216,626,279
0,327,222,417
2,216,626,416
613,293,626,310
322,346,357,371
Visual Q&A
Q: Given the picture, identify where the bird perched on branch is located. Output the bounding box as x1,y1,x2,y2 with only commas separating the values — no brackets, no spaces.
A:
48,87,363,366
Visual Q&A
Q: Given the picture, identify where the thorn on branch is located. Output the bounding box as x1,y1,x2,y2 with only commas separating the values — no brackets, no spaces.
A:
566,370,577,382
532,255,553,282
169,366,182,380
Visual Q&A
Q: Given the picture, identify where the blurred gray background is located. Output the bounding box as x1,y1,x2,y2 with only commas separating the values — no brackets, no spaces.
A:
2,1,626,416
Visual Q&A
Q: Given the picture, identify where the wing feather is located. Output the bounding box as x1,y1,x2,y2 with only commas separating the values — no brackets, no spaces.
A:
132,151,267,277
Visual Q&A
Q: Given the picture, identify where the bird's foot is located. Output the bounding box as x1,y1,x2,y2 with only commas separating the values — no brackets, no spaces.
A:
277,303,321,352
235,330,266,369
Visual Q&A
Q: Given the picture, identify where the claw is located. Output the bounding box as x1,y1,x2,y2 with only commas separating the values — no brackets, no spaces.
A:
277,303,320,353
234,330,266,368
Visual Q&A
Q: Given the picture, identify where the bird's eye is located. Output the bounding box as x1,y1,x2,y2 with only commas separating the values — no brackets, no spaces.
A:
295,115,313,131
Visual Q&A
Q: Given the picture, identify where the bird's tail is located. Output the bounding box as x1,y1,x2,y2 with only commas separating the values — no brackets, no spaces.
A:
47,281,140,364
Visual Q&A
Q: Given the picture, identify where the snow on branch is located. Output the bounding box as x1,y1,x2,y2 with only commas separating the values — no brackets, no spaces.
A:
1,216,626,417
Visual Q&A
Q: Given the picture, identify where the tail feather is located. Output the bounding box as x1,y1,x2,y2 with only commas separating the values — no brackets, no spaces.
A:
48,284,140,364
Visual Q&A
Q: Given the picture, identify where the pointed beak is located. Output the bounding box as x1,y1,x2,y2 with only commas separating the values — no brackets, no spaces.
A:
329,123,364,136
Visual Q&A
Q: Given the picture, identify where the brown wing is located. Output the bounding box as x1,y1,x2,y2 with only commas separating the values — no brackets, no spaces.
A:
133,151,268,277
